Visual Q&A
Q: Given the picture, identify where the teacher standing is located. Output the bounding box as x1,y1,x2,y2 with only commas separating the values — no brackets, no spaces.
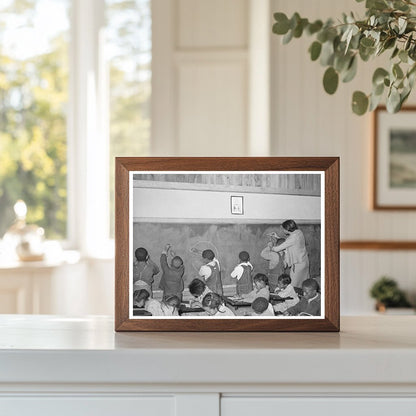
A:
271,220,310,288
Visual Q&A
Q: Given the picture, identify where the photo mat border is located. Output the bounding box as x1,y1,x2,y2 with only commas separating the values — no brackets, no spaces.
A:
115,157,340,332
129,171,325,320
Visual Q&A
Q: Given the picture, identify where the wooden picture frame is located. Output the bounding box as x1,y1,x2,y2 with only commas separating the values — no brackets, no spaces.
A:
373,106,416,210
115,157,339,332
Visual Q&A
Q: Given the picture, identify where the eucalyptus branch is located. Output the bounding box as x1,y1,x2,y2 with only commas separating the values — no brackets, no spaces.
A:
272,0,416,115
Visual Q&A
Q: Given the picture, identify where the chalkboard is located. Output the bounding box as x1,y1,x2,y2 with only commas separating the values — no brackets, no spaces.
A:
133,223,321,290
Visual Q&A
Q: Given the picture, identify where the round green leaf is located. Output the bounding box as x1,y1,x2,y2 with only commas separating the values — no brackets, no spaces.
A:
320,41,335,66
384,37,396,50
405,34,413,51
369,92,383,112
372,68,389,86
359,44,375,62
391,47,399,59
393,63,404,79
399,50,408,63
352,91,369,115
290,13,301,30
293,18,308,38
309,41,322,61
307,20,323,35
387,87,401,113
282,29,293,44
342,56,357,83
373,82,384,96
273,13,290,35
334,52,352,73
323,67,339,95
360,37,375,48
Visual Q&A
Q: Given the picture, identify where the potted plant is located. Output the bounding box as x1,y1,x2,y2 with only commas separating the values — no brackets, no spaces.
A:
369,276,413,313
272,0,416,115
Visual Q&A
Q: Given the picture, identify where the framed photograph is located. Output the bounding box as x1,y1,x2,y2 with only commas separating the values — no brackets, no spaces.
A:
231,196,244,215
115,157,339,332
373,106,416,209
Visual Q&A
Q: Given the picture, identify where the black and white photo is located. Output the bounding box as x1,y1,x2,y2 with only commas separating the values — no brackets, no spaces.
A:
129,171,324,319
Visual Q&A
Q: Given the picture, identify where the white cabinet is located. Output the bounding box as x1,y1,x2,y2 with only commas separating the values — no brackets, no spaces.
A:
222,398,416,416
1,396,175,416
0,260,84,314
0,316,415,415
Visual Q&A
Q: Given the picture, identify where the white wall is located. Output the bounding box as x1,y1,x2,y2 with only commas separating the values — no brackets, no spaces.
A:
53,0,415,316
152,0,264,157
133,187,321,222
271,0,416,313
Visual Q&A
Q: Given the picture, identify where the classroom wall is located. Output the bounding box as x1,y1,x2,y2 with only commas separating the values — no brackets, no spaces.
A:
133,185,321,289
133,222,321,290
132,188,321,222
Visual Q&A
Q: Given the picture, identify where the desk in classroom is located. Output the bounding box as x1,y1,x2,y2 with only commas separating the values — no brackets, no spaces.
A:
178,303,205,315
132,308,152,316
269,294,294,305
224,297,252,310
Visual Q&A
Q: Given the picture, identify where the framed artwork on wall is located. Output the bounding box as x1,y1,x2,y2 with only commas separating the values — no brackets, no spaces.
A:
230,195,244,215
374,106,416,210
115,157,339,332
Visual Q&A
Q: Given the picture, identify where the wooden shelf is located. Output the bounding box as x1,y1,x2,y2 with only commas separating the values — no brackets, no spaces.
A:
341,241,416,250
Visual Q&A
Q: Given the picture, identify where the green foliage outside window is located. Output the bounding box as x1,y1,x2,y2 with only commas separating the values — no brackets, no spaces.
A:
0,0,151,240
0,1,69,238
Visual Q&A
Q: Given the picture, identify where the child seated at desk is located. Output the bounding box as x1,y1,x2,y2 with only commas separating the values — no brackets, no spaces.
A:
250,297,275,316
202,293,235,317
133,247,160,296
134,289,180,316
284,278,321,316
272,273,299,313
188,278,212,308
239,273,270,303
230,250,254,296
159,244,184,301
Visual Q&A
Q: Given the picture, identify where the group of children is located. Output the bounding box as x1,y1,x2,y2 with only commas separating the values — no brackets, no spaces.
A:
132,243,321,317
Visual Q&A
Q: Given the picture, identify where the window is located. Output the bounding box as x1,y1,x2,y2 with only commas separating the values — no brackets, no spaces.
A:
106,0,151,237
0,0,151,252
0,0,70,239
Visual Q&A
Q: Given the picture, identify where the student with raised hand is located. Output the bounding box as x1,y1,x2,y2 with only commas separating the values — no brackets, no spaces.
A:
260,232,286,292
230,250,254,296
188,278,212,308
197,249,223,295
133,247,160,296
202,292,235,317
271,220,310,288
284,278,321,316
158,244,185,301
240,273,270,303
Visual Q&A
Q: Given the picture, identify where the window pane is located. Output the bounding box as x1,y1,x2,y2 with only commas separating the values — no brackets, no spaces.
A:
106,0,151,237
0,0,70,239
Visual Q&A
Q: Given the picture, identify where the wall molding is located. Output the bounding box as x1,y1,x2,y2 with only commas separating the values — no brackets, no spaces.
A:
341,241,416,250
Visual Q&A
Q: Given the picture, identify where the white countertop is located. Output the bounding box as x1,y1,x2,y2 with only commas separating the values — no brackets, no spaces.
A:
0,315,415,387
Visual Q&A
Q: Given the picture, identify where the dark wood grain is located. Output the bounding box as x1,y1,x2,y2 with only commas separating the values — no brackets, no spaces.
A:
341,240,416,250
115,157,340,332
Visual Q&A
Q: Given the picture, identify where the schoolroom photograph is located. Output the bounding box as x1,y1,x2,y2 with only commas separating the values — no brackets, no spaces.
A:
130,172,323,319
